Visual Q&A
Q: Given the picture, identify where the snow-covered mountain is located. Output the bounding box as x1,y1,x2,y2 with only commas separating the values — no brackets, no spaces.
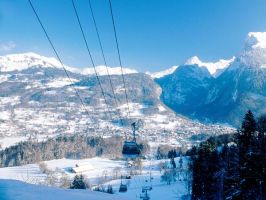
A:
157,32,266,126
185,56,235,76
233,32,266,69
0,52,233,149
0,52,137,76
146,66,178,79
156,63,214,119
145,56,234,79
0,52,76,73
81,65,137,76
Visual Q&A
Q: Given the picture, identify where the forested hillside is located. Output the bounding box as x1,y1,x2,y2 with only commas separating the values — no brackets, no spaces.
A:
190,111,266,199
0,134,149,167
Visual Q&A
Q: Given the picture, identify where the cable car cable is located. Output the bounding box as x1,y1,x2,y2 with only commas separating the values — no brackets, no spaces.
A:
28,0,102,133
107,0,131,119
91,0,152,194
87,0,125,127
71,0,113,121
28,0,89,115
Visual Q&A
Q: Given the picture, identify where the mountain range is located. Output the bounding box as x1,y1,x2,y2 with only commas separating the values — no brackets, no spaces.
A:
0,51,234,149
1,31,266,148
157,32,266,126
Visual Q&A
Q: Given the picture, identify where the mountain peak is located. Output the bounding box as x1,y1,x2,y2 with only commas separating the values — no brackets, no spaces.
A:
185,56,235,76
0,52,66,72
245,32,266,49
0,52,138,76
237,32,266,68
185,56,202,66
146,66,178,79
81,65,138,76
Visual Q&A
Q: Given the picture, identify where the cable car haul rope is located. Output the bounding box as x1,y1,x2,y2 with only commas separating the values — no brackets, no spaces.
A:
28,0,152,198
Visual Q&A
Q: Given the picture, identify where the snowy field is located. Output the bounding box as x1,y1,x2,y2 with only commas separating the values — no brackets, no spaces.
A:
0,134,58,150
0,180,129,200
0,157,190,200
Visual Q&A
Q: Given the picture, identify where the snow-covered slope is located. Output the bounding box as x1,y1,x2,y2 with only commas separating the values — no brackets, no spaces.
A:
0,179,129,200
0,52,77,73
245,32,266,49
146,56,235,78
81,65,137,76
235,32,266,68
185,56,235,76
0,157,189,200
148,56,234,79
0,55,233,150
0,52,137,76
146,66,178,79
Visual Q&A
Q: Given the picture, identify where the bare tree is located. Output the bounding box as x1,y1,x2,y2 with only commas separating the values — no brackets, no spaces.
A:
112,167,121,180
161,169,176,185
45,170,58,186
39,162,50,174
59,173,72,188
158,161,168,174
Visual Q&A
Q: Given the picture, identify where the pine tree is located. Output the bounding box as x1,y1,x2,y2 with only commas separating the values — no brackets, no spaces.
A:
257,115,266,146
223,144,240,199
190,111,266,199
238,110,258,199
191,140,215,199
241,110,256,144
70,175,87,189
106,185,114,194
179,156,183,169
257,115,266,199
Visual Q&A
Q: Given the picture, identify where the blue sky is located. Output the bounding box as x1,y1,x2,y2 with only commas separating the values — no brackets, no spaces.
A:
0,0,266,72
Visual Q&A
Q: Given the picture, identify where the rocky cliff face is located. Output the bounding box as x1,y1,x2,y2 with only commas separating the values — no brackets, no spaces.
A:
157,32,266,126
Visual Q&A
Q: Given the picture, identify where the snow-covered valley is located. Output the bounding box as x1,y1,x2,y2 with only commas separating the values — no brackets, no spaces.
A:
0,52,235,151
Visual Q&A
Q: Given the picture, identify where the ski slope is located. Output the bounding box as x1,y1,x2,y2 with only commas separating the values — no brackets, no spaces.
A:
0,179,130,200
0,157,190,200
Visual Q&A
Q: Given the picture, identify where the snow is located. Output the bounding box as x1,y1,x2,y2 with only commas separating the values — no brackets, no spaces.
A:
0,163,45,181
146,66,178,79
81,65,138,76
0,179,129,200
0,96,20,105
47,157,125,179
0,111,10,120
0,136,28,149
0,157,125,184
246,32,266,49
118,103,145,117
0,52,77,73
0,157,189,200
185,56,235,75
0,53,137,76
0,134,58,150
46,78,79,88
0,75,9,83
158,104,167,112
235,32,266,68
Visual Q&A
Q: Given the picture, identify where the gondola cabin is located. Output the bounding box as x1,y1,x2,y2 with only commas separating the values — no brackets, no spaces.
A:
122,141,140,159
122,122,141,159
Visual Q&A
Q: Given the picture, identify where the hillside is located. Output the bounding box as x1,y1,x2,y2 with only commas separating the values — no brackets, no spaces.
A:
0,179,130,200
0,53,232,149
